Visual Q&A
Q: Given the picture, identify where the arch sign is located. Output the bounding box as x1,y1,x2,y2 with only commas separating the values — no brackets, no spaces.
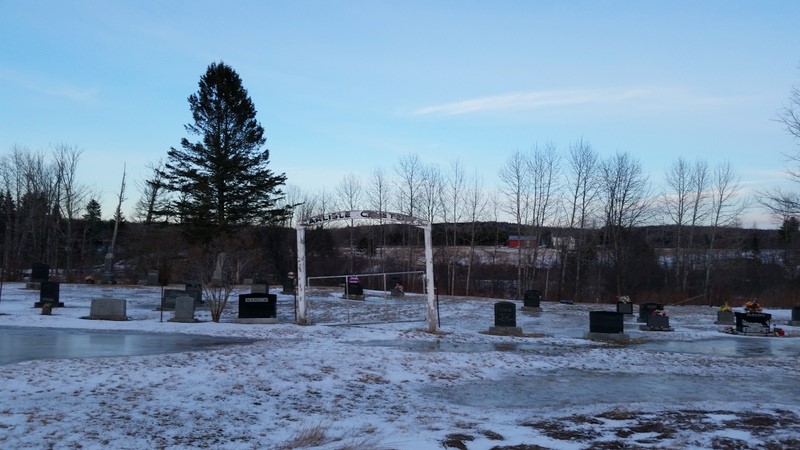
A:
300,209,428,227
296,210,437,332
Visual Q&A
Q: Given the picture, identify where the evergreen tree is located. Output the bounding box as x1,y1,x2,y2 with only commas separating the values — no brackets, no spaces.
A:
163,61,289,240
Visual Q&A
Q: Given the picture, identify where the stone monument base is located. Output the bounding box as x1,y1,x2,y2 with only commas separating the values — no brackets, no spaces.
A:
639,324,674,332
520,306,542,313
487,326,523,336
234,317,278,324
584,332,631,342
343,294,365,300
789,321,800,327
34,301,64,308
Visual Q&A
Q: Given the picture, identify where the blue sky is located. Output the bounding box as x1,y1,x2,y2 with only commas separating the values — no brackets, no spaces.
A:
2,0,800,227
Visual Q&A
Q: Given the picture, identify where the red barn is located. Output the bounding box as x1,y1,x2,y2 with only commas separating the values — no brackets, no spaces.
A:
507,236,537,248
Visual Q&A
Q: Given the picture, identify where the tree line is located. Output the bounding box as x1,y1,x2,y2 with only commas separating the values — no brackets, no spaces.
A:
2,61,800,308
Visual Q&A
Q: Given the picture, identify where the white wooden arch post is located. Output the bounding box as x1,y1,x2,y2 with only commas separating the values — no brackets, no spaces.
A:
296,210,437,332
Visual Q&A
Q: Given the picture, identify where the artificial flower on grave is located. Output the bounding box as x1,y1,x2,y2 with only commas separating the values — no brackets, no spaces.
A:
618,295,631,303
719,303,732,312
743,300,762,313
651,309,668,317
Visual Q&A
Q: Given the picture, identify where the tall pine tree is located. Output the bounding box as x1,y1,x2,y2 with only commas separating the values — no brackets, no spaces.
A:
163,62,289,240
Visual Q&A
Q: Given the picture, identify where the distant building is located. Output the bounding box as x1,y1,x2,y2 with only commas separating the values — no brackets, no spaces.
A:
507,235,537,248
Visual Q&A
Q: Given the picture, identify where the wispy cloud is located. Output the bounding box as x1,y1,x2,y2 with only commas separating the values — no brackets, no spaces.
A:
412,87,751,117
0,67,99,104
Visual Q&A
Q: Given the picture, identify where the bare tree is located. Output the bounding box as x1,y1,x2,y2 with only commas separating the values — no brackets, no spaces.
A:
563,139,600,301
366,168,392,272
53,145,86,282
103,166,126,283
600,152,653,295
464,169,488,296
394,154,425,274
527,143,561,287
134,160,170,225
780,83,800,140
443,159,466,294
704,161,744,302
336,172,362,271
499,150,531,298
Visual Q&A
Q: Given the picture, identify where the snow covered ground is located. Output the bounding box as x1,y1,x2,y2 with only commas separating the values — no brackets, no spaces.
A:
1,282,799,449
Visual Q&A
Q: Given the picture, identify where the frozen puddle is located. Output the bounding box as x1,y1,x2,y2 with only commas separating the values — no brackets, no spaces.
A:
636,336,800,358
428,370,800,409
0,326,255,366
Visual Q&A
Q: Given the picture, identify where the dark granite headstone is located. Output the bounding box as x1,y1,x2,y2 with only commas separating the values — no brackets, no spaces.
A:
282,278,295,294
238,293,277,319
31,262,50,283
494,301,517,327
792,306,800,322
184,283,203,305
589,311,624,333
345,276,363,297
735,312,771,335
35,281,63,307
616,302,634,315
388,276,402,292
638,303,664,322
646,314,671,330
161,289,186,310
523,290,542,308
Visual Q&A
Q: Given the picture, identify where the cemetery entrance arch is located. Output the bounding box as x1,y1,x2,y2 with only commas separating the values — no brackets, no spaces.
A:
296,210,437,332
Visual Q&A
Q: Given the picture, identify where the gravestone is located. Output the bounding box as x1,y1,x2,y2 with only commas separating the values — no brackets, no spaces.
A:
521,290,542,312
616,302,634,315
35,281,64,308
31,262,50,282
160,289,187,310
735,312,771,336
185,283,203,305
251,280,269,294
237,293,278,323
716,310,735,325
790,306,800,326
589,311,624,333
344,276,364,299
170,296,197,323
638,303,664,323
147,270,159,286
27,262,50,289
388,276,402,292
87,298,128,320
488,301,523,336
282,278,295,294
644,314,673,331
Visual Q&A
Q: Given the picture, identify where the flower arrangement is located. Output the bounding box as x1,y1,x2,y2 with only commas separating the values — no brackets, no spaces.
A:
618,295,631,303
743,300,762,313
719,303,732,312
651,309,668,317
